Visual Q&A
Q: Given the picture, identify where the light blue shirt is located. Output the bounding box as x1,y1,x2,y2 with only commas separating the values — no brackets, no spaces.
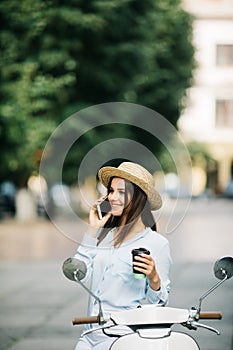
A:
74,227,172,317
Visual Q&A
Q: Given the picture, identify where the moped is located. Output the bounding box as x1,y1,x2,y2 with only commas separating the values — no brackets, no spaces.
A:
63,256,233,350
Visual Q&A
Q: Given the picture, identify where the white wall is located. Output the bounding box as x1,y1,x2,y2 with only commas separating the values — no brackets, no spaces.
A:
178,19,233,144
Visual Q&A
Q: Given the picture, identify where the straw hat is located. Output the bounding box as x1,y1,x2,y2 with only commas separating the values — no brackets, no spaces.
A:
98,162,162,210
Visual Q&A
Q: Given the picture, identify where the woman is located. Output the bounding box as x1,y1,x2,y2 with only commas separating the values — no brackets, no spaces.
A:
73,162,172,350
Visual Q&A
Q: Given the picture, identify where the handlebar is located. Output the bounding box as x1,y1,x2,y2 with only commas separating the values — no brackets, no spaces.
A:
72,315,100,325
199,312,222,320
71,310,222,327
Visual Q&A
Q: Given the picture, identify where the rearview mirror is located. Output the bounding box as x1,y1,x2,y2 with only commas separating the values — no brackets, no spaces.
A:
214,256,233,280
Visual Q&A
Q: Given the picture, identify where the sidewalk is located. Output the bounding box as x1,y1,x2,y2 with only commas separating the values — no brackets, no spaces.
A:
0,260,86,350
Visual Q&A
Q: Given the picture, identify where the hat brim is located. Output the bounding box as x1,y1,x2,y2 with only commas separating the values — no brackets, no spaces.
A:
98,166,162,210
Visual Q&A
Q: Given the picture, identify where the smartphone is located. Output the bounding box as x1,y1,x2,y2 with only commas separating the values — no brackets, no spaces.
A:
97,197,111,220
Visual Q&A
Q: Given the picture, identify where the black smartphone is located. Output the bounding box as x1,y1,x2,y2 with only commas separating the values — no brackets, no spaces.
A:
97,197,111,219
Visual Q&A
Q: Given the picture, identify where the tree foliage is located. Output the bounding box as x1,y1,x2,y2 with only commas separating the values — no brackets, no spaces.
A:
0,0,195,185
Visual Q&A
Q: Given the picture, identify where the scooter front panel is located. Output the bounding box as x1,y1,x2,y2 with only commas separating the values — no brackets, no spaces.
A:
109,331,199,350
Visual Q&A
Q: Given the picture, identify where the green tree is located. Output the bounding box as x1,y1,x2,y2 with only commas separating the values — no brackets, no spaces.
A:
0,0,195,185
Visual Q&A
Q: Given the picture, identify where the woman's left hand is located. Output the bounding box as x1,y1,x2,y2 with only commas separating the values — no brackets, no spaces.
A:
133,254,161,291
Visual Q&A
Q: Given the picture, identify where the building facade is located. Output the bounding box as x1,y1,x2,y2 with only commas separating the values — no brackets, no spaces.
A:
179,0,233,192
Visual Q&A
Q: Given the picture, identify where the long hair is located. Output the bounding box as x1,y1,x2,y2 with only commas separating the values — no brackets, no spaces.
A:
97,178,157,247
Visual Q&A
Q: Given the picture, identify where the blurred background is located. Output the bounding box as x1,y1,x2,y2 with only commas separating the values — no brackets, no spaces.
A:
0,0,233,221
0,1,232,350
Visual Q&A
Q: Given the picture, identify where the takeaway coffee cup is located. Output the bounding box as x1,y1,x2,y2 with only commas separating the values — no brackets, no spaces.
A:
131,247,150,278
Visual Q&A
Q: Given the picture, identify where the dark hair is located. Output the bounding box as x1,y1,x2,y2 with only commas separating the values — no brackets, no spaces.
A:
97,178,157,247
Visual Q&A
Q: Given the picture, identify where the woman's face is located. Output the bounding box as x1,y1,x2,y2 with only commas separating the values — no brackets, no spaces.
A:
108,177,132,216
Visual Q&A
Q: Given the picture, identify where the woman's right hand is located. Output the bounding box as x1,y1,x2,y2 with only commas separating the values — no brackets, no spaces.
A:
88,195,112,231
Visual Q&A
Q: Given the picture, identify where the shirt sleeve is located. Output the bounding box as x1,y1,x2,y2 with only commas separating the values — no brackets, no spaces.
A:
73,234,98,283
145,241,172,305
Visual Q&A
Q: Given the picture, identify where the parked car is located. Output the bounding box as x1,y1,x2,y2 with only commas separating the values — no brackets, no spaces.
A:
223,178,233,198
0,181,16,218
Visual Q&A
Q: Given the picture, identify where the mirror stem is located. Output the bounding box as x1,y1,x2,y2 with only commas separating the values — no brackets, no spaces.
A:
73,270,105,325
197,271,227,316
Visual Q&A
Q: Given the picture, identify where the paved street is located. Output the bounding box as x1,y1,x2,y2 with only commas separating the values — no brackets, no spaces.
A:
0,198,232,350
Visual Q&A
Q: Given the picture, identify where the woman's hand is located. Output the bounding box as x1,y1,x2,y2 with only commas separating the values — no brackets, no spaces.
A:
88,195,112,231
133,254,161,291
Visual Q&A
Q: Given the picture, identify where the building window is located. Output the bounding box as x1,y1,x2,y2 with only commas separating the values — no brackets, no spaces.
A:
216,99,233,128
216,44,233,66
